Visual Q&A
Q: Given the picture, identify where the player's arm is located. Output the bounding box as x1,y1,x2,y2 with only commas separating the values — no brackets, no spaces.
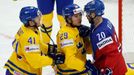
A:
40,41,50,55
57,32,86,72
83,37,92,54
77,25,90,37
77,25,92,54
40,39,65,65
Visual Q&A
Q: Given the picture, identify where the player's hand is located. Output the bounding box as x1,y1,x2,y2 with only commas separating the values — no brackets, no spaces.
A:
77,25,90,37
54,53,65,64
100,68,113,75
47,44,57,59
85,60,99,75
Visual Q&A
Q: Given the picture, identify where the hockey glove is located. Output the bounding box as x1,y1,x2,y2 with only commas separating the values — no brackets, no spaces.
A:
54,53,65,64
77,25,90,37
100,68,113,75
85,60,99,75
47,44,57,59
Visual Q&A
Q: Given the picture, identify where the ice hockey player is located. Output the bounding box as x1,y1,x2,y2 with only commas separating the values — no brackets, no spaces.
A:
56,4,98,75
4,6,63,75
81,0,127,75
37,0,73,44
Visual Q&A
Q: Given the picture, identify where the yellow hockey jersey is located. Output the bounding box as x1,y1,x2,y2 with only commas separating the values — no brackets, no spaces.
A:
4,25,53,75
56,25,92,75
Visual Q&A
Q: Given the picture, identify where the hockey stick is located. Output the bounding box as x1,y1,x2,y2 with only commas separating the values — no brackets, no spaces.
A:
41,24,55,45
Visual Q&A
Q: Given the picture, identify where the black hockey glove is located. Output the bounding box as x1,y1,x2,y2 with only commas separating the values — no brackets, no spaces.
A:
47,44,65,65
85,60,99,75
54,53,65,64
47,44,57,59
77,25,90,37
100,68,113,75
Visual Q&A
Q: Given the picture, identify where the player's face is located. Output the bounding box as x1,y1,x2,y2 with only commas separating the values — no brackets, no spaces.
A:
86,12,95,24
33,14,42,27
71,13,82,26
